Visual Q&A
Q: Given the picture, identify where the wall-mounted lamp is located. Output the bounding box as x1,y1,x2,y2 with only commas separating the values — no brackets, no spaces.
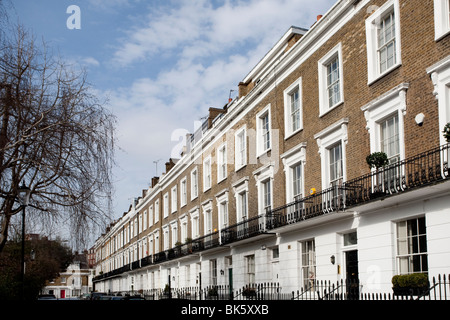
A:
415,113,425,126
261,244,266,251
220,270,224,276
330,255,335,265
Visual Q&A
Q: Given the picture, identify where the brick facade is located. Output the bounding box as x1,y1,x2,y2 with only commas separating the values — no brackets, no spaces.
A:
93,0,450,296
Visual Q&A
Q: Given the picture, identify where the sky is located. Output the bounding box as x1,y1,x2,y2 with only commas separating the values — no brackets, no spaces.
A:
6,0,336,230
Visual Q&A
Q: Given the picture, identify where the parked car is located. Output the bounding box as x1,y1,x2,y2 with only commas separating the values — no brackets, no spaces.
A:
37,294,57,300
90,292,107,300
123,295,145,300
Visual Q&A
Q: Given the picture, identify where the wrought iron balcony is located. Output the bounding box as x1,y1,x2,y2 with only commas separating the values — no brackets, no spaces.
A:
220,215,266,245
266,143,449,232
93,144,449,283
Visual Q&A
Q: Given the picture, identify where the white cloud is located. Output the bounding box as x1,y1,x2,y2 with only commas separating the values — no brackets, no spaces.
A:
82,57,100,66
106,0,336,215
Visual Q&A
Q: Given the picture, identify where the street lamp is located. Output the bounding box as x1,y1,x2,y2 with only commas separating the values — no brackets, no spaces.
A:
18,182,31,300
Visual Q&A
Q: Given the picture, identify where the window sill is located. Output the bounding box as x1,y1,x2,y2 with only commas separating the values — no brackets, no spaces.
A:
319,101,344,118
367,63,402,86
257,148,272,159
284,128,303,141
217,176,227,184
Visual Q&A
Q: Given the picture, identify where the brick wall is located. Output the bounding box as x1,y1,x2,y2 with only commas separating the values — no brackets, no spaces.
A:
97,0,449,268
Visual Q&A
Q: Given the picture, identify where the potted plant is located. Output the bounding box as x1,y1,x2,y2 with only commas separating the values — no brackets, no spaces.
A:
185,238,193,253
366,151,389,196
366,151,389,170
163,283,171,298
208,286,218,299
392,273,429,296
242,287,257,298
443,123,450,168
443,123,450,143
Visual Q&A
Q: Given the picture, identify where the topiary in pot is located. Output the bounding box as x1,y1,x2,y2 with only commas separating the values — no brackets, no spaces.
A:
443,123,450,143
392,273,429,296
366,152,389,170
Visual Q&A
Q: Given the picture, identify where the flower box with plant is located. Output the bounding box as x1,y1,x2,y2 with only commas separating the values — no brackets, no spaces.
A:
392,273,429,296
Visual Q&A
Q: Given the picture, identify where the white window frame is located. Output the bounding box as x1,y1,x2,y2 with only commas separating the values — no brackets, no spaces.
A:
253,163,274,215
170,221,178,247
163,192,169,218
180,177,187,207
427,56,450,145
283,77,303,138
149,205,154,227
396,217,428,274
365,0,402,84
233,177,249,223
202,200,213,235
318,43,344,116
216,190,229,230
217,143,227,183
163,225,170,251
434,0,450,41
235,126,247,171
362,83,408,163
246,255,255,285
154,199,159,223
154,229,160,253
314,118,348,191
256,104,272,157
300,239,316,289
203,155,212,192
171,185,177,214
143,210,147,231
180,215,188,244
191,167,199,200
190,207,200,239
281,143,306,204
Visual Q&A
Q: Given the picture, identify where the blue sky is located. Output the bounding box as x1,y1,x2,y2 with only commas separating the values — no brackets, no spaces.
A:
7,0,336,223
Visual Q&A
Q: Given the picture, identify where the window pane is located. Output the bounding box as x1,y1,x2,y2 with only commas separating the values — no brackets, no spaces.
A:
329,143,343,185
396,217,428,274
381,114,399,163
293,163,302,200
378,12,396,73
326,56,340,107
290,90,300,131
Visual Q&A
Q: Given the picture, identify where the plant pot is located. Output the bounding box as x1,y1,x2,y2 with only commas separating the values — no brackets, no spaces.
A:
393,286,428,296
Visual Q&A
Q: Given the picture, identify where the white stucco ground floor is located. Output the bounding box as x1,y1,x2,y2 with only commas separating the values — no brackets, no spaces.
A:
94,182,450,298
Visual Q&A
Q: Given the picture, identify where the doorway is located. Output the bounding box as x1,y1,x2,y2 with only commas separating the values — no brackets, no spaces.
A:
345,250,359,300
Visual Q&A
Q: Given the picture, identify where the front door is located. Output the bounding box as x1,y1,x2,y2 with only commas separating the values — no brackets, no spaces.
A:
345,250,359,300
60,289,65,299
228,268,233,299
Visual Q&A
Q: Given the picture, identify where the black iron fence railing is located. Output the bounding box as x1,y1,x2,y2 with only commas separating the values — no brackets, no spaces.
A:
103,274,450,301
93,144,449,282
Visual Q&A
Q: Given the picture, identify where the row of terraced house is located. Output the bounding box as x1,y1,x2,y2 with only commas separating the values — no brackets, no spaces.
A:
92,0,450,299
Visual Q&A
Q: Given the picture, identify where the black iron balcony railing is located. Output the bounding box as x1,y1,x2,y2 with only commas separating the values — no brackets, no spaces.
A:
221,215,266,245
93,144,449,282
344,143,449,206
266,143,449,232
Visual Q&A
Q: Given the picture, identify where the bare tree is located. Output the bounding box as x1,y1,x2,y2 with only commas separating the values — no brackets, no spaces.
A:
0,24,116,252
